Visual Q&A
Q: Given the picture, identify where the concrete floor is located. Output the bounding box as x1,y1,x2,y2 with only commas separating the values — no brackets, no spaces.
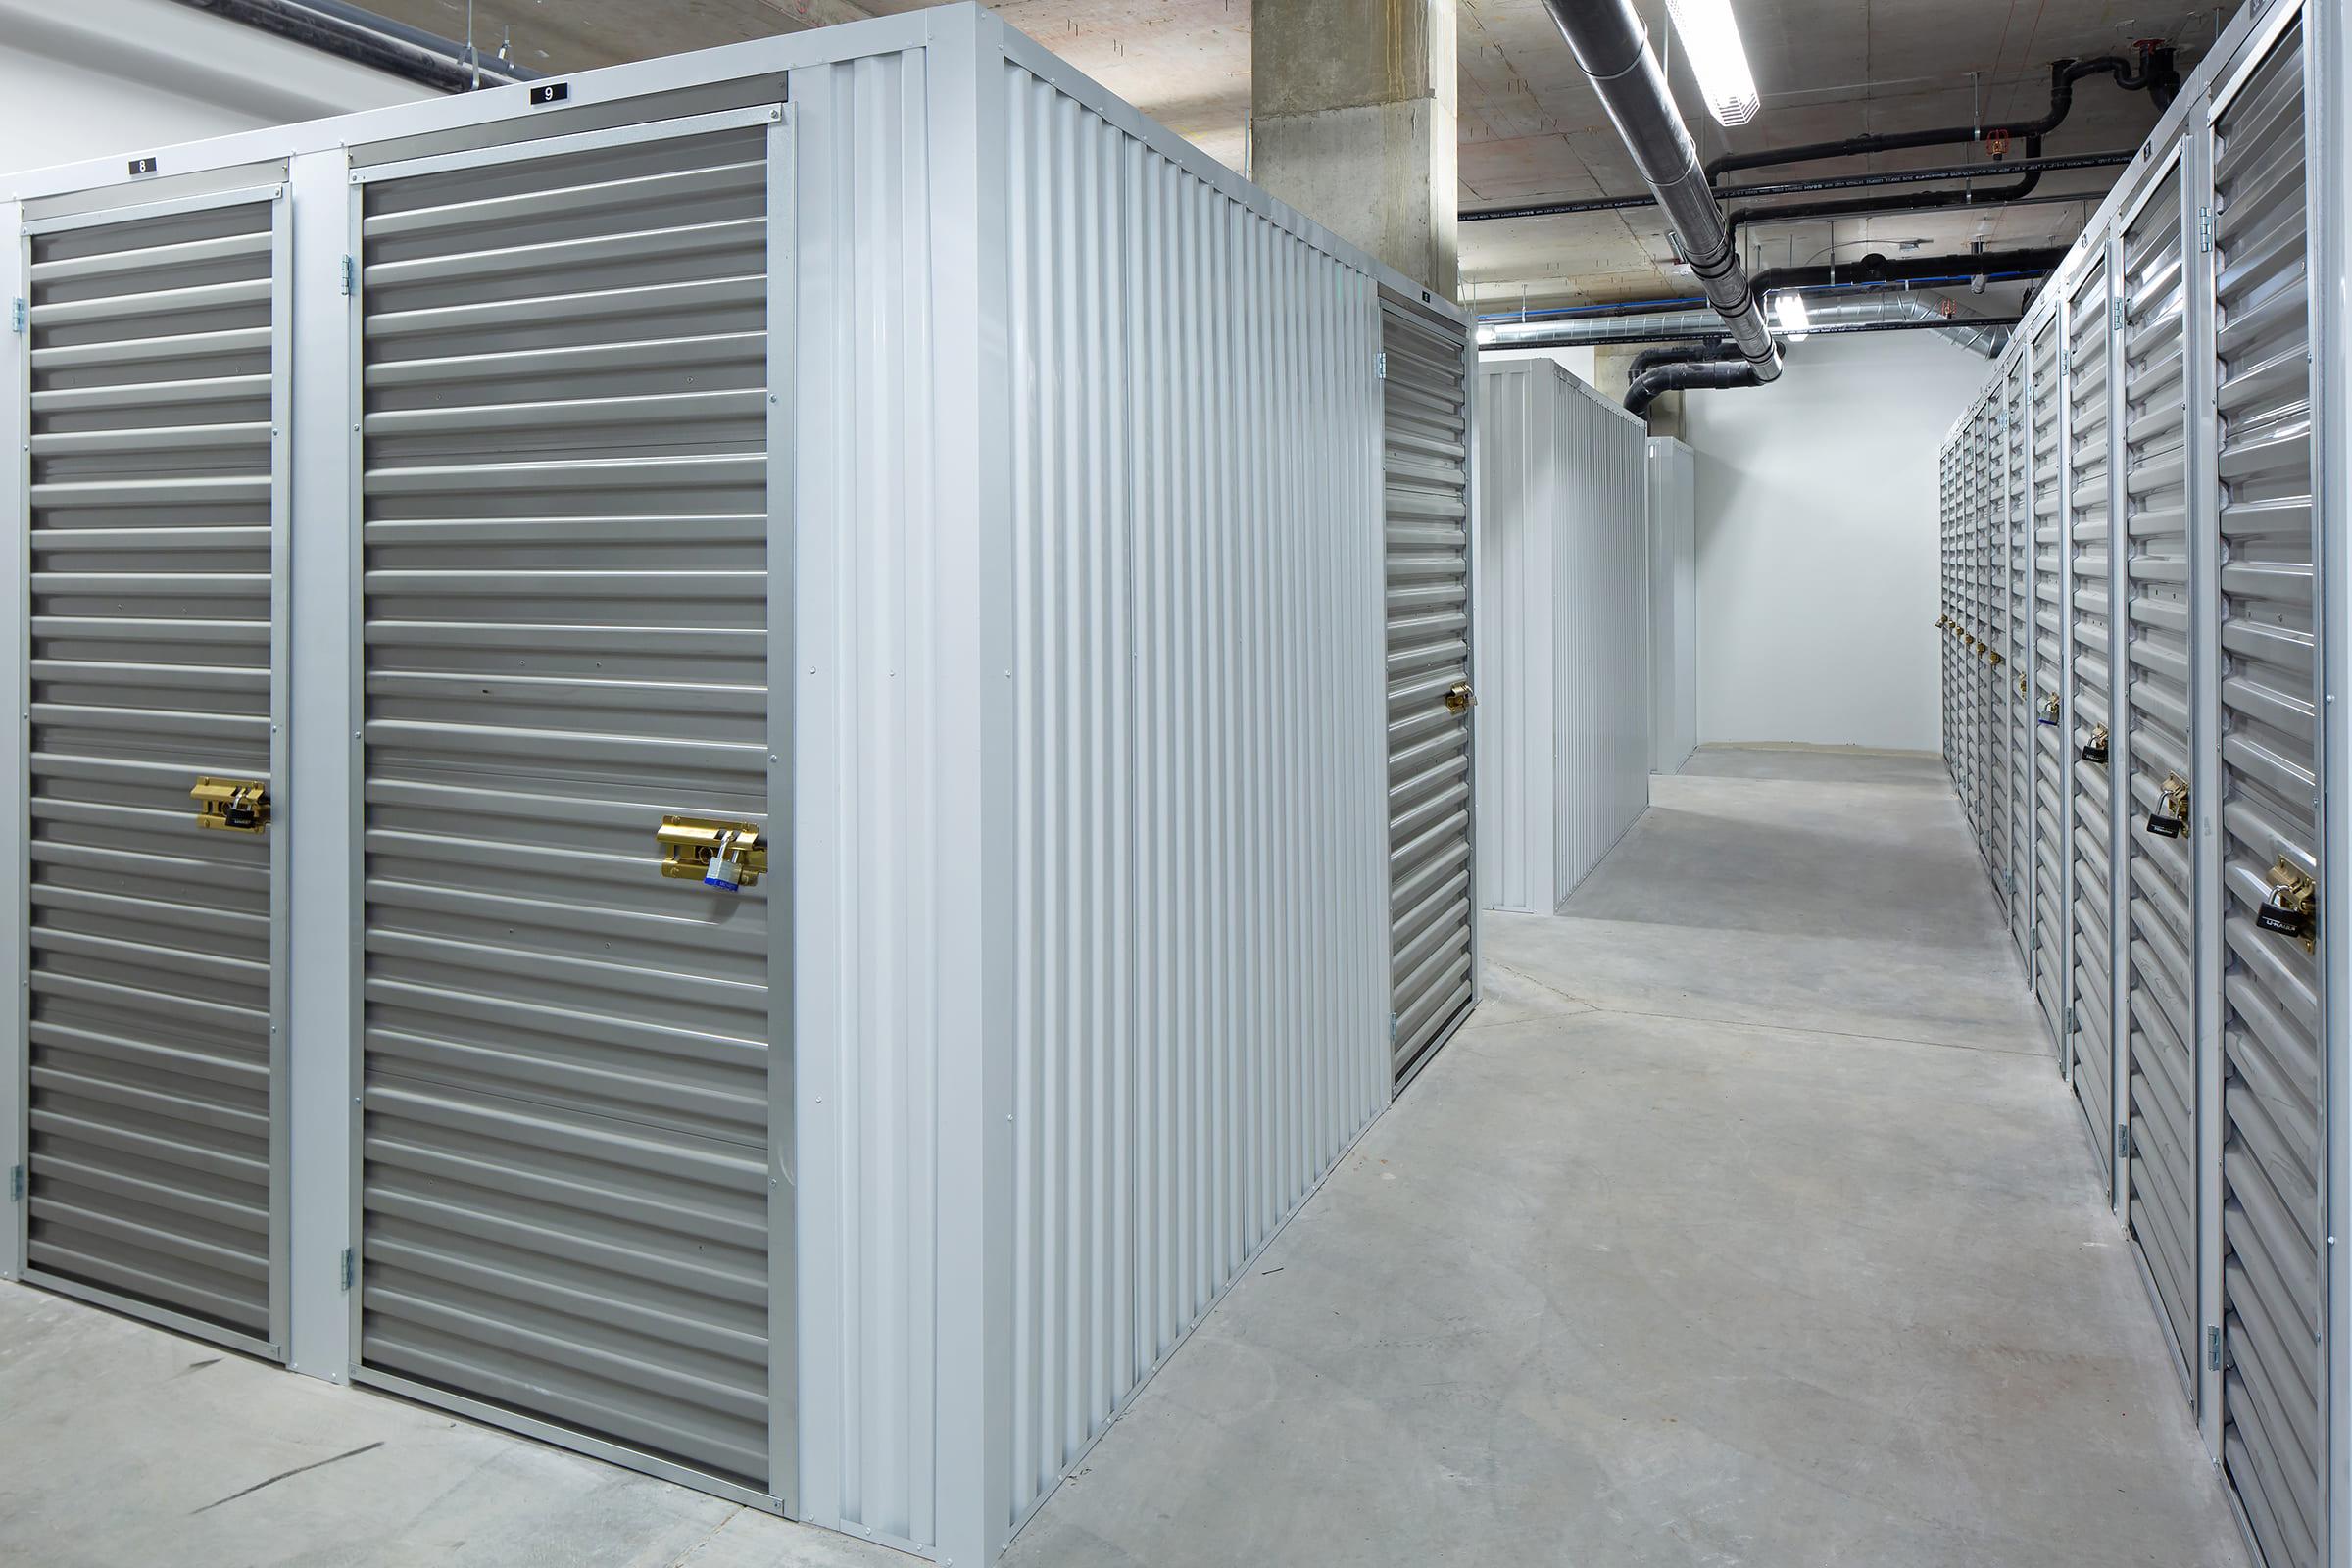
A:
0,745,2243,1567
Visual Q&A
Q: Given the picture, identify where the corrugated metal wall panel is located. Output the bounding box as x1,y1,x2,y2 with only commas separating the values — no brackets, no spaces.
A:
786,44,939,1550
1981,395,2010,886
2119,163,2198,1376
999,62,1389,1532
2031,314,2070,1052
2006,354,2033,959
2066,261,2118,1188
2210,22,2323,1564
1647,438,1696,777
1472,365,1649,915
19,194,283,1351
354,121,777,1494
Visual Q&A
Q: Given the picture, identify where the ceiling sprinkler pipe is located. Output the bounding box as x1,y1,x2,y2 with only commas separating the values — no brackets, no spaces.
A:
169,0,538,90
1535,0,1779,380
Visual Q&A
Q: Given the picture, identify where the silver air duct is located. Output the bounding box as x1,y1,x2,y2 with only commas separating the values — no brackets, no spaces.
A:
1536,0,1782,381
1482,290,2012,358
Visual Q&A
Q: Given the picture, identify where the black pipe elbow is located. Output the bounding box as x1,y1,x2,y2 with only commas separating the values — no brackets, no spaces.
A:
1624,358,1763,417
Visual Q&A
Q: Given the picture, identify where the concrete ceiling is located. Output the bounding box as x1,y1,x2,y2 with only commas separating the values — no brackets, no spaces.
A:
355,0,2225,310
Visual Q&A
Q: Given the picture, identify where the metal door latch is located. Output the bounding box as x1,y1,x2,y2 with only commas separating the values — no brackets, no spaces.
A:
2038,693,2062,726
658,816,768,891
2258,857,2317,952
2145,773,2189,839
192,776,270,833
1444,680,1476,715
2080,723,2108,765
1986,648,2004,667
2018,673,2030,697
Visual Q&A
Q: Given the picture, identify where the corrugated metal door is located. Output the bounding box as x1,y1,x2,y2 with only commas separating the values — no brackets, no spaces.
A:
17,191,287,1355
352,114,783,1498
2031,315,2070,1051
1939,444,1954,778
2208,24,2323,1564
1384,301,1474,1088
1982,400,2010,884
2066,261,2117,1189
2119,164,2197,1377
2005,356,2032,960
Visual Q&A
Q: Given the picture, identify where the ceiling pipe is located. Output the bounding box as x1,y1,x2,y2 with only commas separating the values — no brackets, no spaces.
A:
1745,246,2069,305
1702,48,2180,182
1484,289,2016,356
1625,357,1761,416
169,0,538,91
1463,148,2135,223
1534,0,1780,380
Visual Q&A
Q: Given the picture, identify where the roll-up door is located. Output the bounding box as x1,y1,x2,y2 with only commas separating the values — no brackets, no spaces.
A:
2118,165,2196,1379
1383,301,1475,1090
352,114,783,1497
2065,263,2117,1190
2209,23,2322,1565
2005,355,2032,963
1939,445,1955,776
17,192,287,1355
1981,400,2009,884
2030,316,2070,1053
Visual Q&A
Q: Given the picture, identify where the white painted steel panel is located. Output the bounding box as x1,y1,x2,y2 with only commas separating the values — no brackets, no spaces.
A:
1647,437,1696,776
353,120,778,1494
2005,353,2033,960
2120,162,2199,1377
1474,363,1649,916
998,61,1391,1534
2031,312,2070,1052
18,193,284,1353
2210,23,2323,1565
2067,261,2119,1190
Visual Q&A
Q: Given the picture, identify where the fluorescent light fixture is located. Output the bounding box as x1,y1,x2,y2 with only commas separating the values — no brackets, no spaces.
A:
1665,0,1761,127
1772,290,1810,341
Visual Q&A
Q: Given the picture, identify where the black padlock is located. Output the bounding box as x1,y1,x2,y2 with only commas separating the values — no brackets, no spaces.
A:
225,799,258,830
2080,726,2108,765
2145,811,2184,839
2256,899,2314,943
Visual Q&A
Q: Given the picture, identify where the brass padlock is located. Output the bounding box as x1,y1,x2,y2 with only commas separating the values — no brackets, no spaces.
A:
1444,680,1476,715
192,776,270,834
657,816,768,890
2259,857,2318,953
1986,649,2003,667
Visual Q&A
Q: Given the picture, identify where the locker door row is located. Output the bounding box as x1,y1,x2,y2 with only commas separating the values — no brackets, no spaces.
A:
1933,6,2334,1564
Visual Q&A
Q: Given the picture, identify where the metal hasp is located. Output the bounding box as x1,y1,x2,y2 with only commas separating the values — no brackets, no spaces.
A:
2079,723,2108,765
2256,857,2316,954
2039,693,2062,725
1534,0,1780,381
2145,773,2189,839
657,816,769,889
1444,680,1477,715
190,776,270,834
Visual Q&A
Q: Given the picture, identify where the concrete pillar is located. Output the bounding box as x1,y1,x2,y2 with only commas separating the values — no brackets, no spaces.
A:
1592,344,1686,438
1250,0,1457,299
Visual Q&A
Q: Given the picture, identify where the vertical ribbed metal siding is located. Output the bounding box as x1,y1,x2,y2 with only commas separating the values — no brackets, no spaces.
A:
20,196,281,1348
1553,381,1650,899
2210,24,2323,1564
2006,355,2033,958
1383,301,1474,1085
788,46,939,1549
1000,64,1388,1530
2120,165,2198,1374
354,122,775,1490
2067,263,2118,1185
1646,437,1696,777
2032,314,2070,1051
1982,397,2010,884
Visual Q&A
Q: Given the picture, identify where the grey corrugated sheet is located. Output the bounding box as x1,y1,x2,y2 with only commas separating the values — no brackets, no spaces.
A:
22,196,281,1350
354,122,775,1490
1384,302,1476,1086
2066,259,2117,1188
2030,315,2069,1053
2005,354,2033,961
2119,161,2198,1377
2211,22,2323,1566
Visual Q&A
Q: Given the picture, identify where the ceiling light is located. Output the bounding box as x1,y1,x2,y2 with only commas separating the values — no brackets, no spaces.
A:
1665,0,1762,127
1772,290,1810,340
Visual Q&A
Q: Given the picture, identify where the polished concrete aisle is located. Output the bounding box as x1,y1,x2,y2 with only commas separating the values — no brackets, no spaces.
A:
0,746,2243,1566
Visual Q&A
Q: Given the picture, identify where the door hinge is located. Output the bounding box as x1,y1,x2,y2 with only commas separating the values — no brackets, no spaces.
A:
7,297,24,335
339,1247,354,1291
1388,1011,1399,1042
340,255,356,296
2059,346,2071,376
2117,1123,2133,1160
2206,1324,2223,1369
1374,351,1388,381
2197,207,2213,254
6,1164,21,1202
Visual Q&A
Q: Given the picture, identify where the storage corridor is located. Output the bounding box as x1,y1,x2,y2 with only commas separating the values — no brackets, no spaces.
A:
1006,744,2243,1567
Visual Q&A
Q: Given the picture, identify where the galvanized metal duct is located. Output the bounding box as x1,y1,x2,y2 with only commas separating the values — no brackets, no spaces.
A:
1484,290,2012,357
1535,0,1781,380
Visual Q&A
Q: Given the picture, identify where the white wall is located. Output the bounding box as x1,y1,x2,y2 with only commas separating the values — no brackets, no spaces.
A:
1682,329,1987,751
1480,343,1597,382
0,0,423,176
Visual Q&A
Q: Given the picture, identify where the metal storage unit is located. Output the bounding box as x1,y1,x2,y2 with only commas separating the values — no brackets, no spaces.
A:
10,191,288,1356
2030,312,2072,1054
0,11,1472,1563
1647,436,1697,777
1473,360,1650,919
1934,3,2346,1559
2005,350,2033,960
